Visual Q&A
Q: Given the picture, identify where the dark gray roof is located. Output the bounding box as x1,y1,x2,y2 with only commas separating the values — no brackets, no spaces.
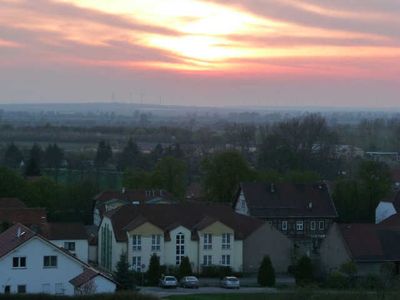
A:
237,182,337,218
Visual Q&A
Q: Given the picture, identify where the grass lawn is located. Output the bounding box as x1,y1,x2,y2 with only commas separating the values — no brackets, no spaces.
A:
166,291,400,300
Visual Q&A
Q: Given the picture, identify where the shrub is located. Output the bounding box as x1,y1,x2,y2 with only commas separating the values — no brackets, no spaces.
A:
295,256,314,286
326,271,348,289
358,274,384,290
340,261,357,277
114,253,135,291
201,266,232,278
178,256,193,278
146,254,162,286
257,255,276,287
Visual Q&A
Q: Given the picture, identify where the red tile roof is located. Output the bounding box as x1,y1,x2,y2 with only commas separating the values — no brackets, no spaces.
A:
339,223,400,262
0,208,47,226
94,189,174,205
0,223,36,258
105,203,264,242
69,268,115,287
236,182,338,218
0,198,26,208
40,222,88,240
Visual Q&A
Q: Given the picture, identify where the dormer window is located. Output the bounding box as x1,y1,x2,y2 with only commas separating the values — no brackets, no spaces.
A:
296,221,304,231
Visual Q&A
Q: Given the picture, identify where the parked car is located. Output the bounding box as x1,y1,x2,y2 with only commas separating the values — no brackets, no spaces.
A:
220,276,240,289
159,276,178,288
180,276,200,288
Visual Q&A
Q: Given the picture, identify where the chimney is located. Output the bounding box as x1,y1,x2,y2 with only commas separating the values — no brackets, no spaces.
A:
122,187,126,194
308,202,313,210
270,183,275,193
17,227,21,238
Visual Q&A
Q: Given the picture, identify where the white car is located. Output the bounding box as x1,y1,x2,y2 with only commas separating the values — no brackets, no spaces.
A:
159,276,178,288
220,276,240,289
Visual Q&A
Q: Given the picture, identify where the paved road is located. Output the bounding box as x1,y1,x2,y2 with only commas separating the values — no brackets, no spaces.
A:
140,286,276,298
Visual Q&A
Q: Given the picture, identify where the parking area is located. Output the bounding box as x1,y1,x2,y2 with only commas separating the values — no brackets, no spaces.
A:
140,286,276,298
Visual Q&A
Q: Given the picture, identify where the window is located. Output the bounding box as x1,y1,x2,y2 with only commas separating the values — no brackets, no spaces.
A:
4,286,10,294
296,221,304,231
151,234,161,251
222,233,231,250
310,221,316,231
132,256,142,272
221,255,231,266
55,283,64,295
203,233,212,250
203,255,212,266
132,235,142,251
319,221,325,230
281,221,288,231
43,256,57,268
17,285,26,294
12,257,26,268
176,233,185,265
63,242,75,252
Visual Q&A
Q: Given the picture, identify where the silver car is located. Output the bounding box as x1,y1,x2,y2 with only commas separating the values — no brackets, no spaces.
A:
220,276,240,289
180,276,200,288
159,276,178,288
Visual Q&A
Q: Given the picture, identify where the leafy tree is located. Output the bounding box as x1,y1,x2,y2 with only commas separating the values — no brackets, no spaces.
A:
114,252,135,290
3,143,23,169
153,156,186,198
257,256,276,287
0,167,26,198
150,143,164,164
147,254,162,286
123,169,155,190
202,150,256,202
30,143,43,165
44,143,64,169
358,160,391,222
25,144,43,177
295,256,314,286
95,140,112,167
25,157,41,177
118,138,141,171
179,256,193,278
258,114,337,175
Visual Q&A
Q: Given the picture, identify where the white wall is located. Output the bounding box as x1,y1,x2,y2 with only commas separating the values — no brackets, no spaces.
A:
0,237,84,295
89,245,98,263
50,239,89,263
164,226,198,271
98,217,127,271
92,276,116,294
127,231,165,272
376,201,396,224
234,191,249,216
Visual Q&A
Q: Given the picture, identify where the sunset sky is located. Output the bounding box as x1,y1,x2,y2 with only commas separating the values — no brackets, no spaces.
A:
0,0,399,107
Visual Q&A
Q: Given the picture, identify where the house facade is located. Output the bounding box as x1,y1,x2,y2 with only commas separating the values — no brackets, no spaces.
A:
41,222,89,263
233,182,338,254
320,223,400,276
98,203,292,274
0,224,116,295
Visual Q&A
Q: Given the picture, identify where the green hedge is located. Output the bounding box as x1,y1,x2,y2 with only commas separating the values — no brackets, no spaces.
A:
0,292,157,300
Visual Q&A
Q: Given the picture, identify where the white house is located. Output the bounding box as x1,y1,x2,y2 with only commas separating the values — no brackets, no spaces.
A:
98,203,292,274
41,222,89,263
0,224,116,296
375,192,400,224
